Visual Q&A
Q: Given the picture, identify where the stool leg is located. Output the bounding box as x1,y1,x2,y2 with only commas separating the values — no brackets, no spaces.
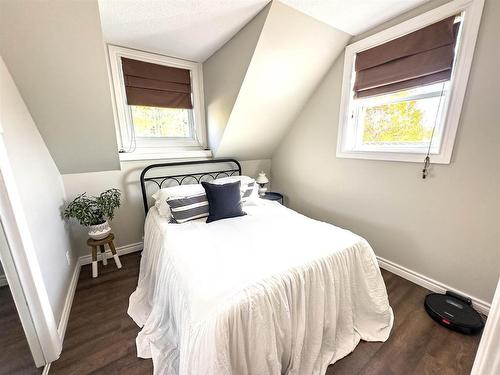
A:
91,246,98,278
109,240,122,269
99,245,107,265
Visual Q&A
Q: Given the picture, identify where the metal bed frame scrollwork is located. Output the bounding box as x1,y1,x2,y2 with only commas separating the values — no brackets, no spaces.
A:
139,158,241,215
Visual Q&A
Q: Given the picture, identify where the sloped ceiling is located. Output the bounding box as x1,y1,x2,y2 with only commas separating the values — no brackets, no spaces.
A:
203,4,271,152
98,0,270,62
98,0,429,62
280,0,429,35
98,0,430,161
205,1,350,160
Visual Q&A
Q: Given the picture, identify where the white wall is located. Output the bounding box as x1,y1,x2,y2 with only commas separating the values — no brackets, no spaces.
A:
216,1,350,160
271,0,500,304
204,3,271,151
471,278,500,374
0,0,120,174
0,58,74,323
62,159,271,257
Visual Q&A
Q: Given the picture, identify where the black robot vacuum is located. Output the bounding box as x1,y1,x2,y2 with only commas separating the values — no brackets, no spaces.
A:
424,291,484,334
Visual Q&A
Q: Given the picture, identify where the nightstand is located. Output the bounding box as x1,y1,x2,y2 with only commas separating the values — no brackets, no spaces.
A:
262,192,284,205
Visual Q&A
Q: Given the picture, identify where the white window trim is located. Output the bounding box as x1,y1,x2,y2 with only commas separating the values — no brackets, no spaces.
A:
106,45,211,161
336,0,485,164
351,83,449,154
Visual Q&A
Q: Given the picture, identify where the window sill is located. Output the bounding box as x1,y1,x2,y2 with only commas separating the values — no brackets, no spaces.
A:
336,150,451,164
119,148,213,162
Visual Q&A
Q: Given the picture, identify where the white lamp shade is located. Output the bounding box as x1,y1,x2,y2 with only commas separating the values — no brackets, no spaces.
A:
256,172,269,184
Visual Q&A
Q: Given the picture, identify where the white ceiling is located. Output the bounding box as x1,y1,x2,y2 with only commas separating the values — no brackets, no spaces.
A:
98,0,429,62
280,0,429,35
98,0,270,62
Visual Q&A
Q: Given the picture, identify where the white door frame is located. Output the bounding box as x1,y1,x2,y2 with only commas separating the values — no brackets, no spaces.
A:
0,217,44,365
470,277,500,375
0,134,62,366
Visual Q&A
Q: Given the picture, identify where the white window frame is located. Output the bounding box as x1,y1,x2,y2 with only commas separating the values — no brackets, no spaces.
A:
337,0,485,164
107,45,211,161
351,82,449,154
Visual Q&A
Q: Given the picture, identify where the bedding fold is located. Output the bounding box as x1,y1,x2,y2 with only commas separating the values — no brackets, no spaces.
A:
128,201,393,375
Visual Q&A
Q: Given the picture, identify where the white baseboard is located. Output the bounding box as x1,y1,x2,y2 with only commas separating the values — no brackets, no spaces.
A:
0,274,7,287
57,259,80,341
79,242,143,266
56,242,143,345
377,256,491,315
44,242,142,374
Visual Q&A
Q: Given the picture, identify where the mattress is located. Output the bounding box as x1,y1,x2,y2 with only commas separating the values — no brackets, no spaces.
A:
128,200,393,375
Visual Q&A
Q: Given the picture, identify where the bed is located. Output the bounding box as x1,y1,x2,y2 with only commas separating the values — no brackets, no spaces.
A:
128,159,393,375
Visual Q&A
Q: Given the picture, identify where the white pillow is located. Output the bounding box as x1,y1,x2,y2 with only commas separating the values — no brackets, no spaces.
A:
152,184,205,218
212,175,254,185
212,175,259,204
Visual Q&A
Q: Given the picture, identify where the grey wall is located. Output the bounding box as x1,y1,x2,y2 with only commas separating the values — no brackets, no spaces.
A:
271,0,500,304
203,3,270,152
0,0,120,174
0,57,74,323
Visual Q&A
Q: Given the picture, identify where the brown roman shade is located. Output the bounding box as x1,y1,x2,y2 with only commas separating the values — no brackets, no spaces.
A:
121,57,193,109
354,16,460,98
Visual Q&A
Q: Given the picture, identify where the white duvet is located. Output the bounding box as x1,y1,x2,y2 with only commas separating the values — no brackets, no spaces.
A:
128,200,393,375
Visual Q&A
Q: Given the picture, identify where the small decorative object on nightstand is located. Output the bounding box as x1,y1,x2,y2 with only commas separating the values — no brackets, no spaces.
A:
256,171,269,196
262,192,284,205
87,233,122,278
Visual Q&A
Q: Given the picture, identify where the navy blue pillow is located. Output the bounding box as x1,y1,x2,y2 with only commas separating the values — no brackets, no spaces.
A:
201,181,246,223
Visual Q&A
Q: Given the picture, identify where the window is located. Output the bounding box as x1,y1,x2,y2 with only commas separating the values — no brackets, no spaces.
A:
107,46,210,160
130,106,193,138
351,81,449,154
337,0,485,164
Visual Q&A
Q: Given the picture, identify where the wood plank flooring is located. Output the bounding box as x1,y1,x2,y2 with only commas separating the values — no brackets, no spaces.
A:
50,253,152,375
50,252,482,375
326,271,482,375
0,285,40,375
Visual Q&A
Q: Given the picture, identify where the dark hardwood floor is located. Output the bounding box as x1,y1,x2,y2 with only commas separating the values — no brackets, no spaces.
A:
0,285,41,375
327,271,482,375
50,253,152,375
51,252,482,375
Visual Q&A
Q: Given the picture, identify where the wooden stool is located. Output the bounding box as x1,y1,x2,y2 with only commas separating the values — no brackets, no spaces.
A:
86,233,122,278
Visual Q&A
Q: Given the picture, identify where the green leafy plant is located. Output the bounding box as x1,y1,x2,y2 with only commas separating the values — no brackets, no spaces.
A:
63,189,121,227
362,100,429,143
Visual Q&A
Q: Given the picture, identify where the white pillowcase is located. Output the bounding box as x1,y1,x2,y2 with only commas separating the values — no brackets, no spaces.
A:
152,176,259,218
212,175,259,204
152,184,205,218
212,175,254,185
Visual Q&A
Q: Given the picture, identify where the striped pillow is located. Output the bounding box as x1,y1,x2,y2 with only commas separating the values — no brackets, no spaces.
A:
212,176,258,204
166,193,209,223
241,181,256,202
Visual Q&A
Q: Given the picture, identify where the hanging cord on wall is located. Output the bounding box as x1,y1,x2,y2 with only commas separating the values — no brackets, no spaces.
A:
422,82,447,179
119,113,137,154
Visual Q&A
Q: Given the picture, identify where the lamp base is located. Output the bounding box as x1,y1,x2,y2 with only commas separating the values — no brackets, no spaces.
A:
258,185,268,196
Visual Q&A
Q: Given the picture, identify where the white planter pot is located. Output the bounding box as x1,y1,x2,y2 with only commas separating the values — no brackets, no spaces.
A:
88,221,111,240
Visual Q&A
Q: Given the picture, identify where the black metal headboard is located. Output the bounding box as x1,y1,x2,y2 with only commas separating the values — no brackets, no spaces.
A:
139,158,241,214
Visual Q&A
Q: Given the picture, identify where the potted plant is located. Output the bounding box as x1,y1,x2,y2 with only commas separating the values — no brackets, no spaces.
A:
64,188,121,240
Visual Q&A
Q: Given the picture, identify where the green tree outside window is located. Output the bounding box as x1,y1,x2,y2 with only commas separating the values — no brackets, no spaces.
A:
362,100,432,143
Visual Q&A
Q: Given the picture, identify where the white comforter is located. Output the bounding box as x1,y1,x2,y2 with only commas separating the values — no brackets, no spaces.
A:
128,200,393,375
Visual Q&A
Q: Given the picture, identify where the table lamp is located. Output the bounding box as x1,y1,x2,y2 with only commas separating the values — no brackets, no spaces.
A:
256,172,269,196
